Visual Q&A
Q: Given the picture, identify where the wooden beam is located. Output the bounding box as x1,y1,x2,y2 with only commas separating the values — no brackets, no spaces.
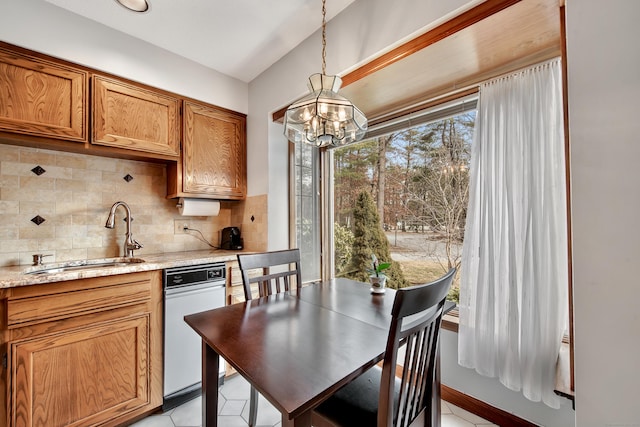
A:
341,0,522,87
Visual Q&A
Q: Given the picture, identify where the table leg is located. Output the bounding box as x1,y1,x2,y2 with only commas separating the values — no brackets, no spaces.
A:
281,410,311,427
202,341,220,427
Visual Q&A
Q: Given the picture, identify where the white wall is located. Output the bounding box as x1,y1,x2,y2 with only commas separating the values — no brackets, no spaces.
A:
0,0,247,113
565,0,640,425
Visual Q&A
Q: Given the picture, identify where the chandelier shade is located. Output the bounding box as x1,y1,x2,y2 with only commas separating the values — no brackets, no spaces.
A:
284,74,367,147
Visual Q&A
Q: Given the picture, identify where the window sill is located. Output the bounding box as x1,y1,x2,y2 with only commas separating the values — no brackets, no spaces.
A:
442,305,459,333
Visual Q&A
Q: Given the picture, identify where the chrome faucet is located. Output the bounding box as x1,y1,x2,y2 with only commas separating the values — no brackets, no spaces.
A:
105,201,143,258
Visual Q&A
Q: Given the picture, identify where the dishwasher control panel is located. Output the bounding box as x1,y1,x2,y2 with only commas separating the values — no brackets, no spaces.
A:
164,263,226,289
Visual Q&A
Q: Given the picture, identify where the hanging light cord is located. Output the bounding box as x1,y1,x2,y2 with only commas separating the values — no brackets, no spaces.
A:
321,0,327,75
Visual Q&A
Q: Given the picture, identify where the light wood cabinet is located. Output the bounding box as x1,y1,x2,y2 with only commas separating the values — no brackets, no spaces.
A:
0,45,88,142
226,260,246,306
92,75,180,159
0,271,163,427
167,100,246,200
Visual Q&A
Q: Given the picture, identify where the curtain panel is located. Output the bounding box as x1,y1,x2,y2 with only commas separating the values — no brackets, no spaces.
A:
458,58,568,408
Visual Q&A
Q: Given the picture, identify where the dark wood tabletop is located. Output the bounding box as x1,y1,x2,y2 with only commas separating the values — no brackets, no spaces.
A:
184,287,390,427
297,278,396,330
184,278,455,427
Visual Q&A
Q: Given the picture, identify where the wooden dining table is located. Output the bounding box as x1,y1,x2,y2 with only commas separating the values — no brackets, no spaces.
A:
184,277,453,427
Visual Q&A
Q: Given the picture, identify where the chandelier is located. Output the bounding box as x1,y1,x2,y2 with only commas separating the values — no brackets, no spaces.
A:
283,0,367,148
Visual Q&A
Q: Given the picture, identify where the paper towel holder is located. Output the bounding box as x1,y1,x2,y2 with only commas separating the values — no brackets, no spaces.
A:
176,198,219,208
176,198,220,217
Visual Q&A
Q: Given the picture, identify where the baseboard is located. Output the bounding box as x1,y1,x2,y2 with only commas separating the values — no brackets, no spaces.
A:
441,385,540,427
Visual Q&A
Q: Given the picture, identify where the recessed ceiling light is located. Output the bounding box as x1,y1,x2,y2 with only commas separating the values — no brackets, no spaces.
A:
115,0,149,13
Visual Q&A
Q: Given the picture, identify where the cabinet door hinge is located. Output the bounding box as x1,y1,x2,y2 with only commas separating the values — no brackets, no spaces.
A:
2,353,6,369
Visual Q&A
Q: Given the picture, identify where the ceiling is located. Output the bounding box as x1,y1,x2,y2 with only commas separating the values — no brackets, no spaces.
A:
43,0,356,83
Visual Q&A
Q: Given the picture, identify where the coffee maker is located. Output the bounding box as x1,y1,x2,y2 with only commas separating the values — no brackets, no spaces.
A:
220,227,243,250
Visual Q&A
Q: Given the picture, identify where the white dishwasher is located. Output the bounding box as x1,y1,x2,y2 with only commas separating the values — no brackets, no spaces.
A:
163,263,226,410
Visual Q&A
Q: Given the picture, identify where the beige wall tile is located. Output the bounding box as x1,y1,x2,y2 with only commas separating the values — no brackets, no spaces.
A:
55,225,89,238
1,161,33,177
0,201,19,214
73,168,102,182
20,176,55,191
0,175,20,189
0,146,19,162
0,253,21,267
56,179,87,192
0,226,18,240
19,225,55,240
55,248,89,262
0,239,39,253
56,154,87,170
19,149,57,165
86,156,117,172
72,235,103,248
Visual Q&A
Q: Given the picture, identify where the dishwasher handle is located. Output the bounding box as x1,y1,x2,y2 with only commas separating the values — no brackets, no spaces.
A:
164,281,225,297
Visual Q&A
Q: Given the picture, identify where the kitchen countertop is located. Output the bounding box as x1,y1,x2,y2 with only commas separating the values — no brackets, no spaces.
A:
0,250,245,289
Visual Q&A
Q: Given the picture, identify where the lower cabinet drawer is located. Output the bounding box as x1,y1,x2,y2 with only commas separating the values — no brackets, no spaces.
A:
6,273,152,328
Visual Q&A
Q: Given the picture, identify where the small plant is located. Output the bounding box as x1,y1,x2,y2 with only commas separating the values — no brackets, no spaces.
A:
367,254,391,278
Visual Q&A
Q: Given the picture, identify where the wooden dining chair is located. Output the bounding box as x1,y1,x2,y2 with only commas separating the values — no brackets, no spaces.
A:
311,268,456,427
236,248,302,426
237,248,302,301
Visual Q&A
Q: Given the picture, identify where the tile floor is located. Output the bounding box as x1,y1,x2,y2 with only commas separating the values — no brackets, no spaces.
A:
130,375,497,427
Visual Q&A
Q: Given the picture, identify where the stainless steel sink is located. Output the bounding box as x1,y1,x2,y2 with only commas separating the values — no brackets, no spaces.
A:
24,257,145,275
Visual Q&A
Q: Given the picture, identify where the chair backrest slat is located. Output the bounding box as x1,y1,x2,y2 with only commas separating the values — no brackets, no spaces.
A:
237,249,302,301
379,268,456,427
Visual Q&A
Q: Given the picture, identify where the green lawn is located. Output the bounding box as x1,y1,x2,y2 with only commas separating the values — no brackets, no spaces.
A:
397,260,460,303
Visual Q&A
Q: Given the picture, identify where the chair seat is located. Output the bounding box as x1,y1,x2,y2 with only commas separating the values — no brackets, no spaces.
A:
313,366,401,426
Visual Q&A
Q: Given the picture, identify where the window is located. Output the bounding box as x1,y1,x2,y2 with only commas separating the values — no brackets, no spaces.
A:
332,98,477,298
291,94,477,296
291,141,322,283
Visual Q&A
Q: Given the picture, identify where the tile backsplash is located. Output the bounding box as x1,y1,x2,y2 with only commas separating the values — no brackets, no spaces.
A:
0,144,267,267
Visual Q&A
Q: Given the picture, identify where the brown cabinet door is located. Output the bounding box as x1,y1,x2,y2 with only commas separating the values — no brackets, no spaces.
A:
92,75,180,158
182,100,246,199
0,47,87,142
10,315,150,427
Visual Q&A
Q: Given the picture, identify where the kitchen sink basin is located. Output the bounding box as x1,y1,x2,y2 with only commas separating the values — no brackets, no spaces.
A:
24,257,145,275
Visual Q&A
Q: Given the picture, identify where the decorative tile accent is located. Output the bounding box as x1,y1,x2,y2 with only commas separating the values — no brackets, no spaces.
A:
251,215,255,222
123,174,134,182
31,165,46,176
31,215,46,225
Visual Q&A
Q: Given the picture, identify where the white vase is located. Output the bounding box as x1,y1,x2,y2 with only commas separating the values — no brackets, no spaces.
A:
369,275,387,294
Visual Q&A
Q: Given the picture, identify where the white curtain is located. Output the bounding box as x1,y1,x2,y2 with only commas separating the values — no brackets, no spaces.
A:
458,58,568,408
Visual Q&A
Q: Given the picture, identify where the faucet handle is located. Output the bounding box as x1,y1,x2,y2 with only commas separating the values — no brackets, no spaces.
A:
130,239,143,250
32,253,52,266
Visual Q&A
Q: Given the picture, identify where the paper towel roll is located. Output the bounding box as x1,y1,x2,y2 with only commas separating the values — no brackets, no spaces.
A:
177,198,220,216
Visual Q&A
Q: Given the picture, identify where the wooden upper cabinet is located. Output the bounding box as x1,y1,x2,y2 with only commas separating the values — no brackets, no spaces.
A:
92,75,180,158
168,100,246,200
0,46,88,142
